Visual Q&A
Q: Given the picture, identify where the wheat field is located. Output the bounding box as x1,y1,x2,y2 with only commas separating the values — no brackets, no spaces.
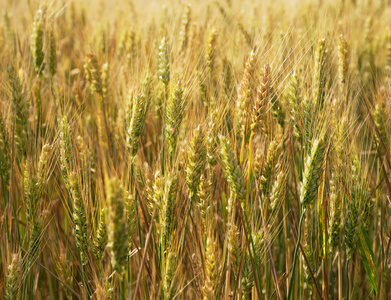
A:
1,0,391,299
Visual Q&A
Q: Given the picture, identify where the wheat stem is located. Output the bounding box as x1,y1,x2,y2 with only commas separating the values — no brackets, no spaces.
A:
288,209,305,300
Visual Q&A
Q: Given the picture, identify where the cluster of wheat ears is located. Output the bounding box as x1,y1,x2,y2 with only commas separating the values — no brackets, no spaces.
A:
1,0,391,299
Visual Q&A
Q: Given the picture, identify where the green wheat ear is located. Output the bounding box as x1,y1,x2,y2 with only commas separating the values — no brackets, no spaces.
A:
126,76,151,162
31,7,46,77
49,31,57,77
5,252,21,300
37,144,51,183
0,113,11,187
93,208,107,266
158,37,170,88
373,100,388,155
227,222,241,268
125,29,136,67
101,62,110,101
59,116,74,189
223,57,233,95
178,4,191,54
166,81,185,159
206,109,219,166
161,172,178,256
269,168,286,213
386,32,391,79
151,170,164,216
313,38,328,110
219,135,247,205
300,136,326,208
338,35,348,95
197,174,210,233
84,52,102,95
3,12,16,53
260,139,279,200
164,251,177,299
24,144,50,231
125,189,137,251
205,28,218,80
242,263,254,299
186,125,207,200
237,50,257,137
7,65,28,153
287,71,303,141
69,172,89,266
345,187,359,259
106,176,128,278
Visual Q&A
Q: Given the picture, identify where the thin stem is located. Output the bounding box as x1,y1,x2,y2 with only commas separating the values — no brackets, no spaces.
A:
29,269,34,300
1,178,9,241
338,251,342,300
299,243,323,299
99,93,113,157
330,255,334,300
346,258,350,300
133,206,157,300
36,77,42,149
121,277,125,300
81,263,92,298
239,206,263,300
246,132,254,204
288,209,305,300
256,179,282,299
161,86,168,175
130,163,143,248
